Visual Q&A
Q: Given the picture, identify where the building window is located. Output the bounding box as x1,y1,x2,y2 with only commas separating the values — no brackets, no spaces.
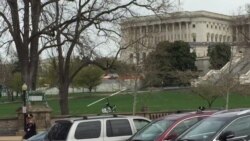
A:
223,36,226,42
142,52,146,62
219,35,222,42
207,24,209,28
136,53,140,64
129,53,133,64
233,35,236,42
211,25,213,28
192,24,195,28
192,33,196,42
215,35,218,42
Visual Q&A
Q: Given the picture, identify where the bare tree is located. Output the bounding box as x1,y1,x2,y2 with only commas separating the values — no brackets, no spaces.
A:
42,0,173,115
191,81,222,108
0,0,61,89
0,0,173,114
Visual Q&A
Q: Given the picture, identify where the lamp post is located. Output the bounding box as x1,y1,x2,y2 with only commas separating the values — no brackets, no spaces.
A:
22,83,28,131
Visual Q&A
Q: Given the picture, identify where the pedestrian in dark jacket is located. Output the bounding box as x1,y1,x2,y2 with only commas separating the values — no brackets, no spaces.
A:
23,114,37,139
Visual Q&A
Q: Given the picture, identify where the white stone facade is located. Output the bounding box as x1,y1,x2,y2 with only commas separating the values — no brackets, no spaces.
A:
119,11,237,73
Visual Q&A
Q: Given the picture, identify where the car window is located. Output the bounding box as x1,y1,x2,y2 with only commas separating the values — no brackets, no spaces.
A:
222,116,250,137
131,119,174,141
169,117,200,137
47,121,72,140
106,119,132,137
75,121,101,139
180,117,229,141
133,119,150,131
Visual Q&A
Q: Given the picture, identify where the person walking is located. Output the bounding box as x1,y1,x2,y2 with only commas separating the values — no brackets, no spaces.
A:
23,114,37,140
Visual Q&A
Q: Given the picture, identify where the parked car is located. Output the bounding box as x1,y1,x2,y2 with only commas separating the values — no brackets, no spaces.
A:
27,115,150,141
177,109,250,141
128,110,215,141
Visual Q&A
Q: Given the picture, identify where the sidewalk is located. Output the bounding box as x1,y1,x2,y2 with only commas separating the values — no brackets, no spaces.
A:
0,136,22,141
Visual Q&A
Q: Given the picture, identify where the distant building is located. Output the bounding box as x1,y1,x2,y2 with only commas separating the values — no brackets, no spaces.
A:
119,10,249,74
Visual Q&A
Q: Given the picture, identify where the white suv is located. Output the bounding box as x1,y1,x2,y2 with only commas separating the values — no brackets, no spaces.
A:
28,115,150,141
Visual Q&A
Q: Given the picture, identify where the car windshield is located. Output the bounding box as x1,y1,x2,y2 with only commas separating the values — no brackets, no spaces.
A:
130,119,174,141
47,121,72,140
178,117,230,141
27,131,47,141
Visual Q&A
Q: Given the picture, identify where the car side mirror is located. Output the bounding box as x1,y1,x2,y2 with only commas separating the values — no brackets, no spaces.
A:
218,131,235,141
164,133,178,141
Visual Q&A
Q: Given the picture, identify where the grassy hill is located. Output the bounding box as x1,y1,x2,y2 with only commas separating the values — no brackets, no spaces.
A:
0,89,250,118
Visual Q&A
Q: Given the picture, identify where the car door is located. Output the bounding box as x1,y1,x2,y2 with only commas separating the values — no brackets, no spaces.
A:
104,118,133,141
216,115,250,141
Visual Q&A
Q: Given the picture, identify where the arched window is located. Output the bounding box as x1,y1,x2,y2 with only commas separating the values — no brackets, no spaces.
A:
223,35,226,42
207,33,210,42
219,35,222,42
192,33,196,42
215,34,218,42
129,53,133,64
142,52,146,62
136,53,140,64
227,36,231,42
211,34,214,42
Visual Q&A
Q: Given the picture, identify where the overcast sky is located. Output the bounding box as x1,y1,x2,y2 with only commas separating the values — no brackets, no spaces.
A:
181,0,249,15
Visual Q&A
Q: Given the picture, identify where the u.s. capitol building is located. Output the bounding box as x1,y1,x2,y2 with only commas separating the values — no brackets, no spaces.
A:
119,10,248,74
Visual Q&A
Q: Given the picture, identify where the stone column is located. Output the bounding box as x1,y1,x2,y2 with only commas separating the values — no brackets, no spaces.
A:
140,26,143,49
179,22,182,40
16,105,52,135
236,26,239,42
248,24,250,40
146,25,149,46
172,23,175,41
152,24,155,45
186,22,189,42
166,23,168,41
159,24,162,42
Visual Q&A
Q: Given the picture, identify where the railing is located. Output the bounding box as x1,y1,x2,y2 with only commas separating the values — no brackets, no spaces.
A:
193,53,244,87
220,56,242,72
240,70,250,84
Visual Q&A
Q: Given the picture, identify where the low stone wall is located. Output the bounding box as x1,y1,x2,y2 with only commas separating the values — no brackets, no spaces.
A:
0,117,18,136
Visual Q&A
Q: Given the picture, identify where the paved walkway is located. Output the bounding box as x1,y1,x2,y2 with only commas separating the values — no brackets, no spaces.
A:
0,136,22,141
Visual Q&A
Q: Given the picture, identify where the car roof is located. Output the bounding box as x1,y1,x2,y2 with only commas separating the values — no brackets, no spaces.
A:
160,111,215,121
211,108,250,119
55,114,150,123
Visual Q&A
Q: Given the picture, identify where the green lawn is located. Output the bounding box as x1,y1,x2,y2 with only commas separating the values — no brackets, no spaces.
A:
1,90,250,118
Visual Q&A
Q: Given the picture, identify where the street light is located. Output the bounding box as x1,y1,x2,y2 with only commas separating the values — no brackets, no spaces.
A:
22,83,28,131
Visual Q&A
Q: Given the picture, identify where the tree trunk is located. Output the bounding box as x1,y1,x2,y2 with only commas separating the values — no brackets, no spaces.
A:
225,90,229,110
89,87,92,93
133,78,138,115
7,0,41,90
208,102,212,109
59,83,70,115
